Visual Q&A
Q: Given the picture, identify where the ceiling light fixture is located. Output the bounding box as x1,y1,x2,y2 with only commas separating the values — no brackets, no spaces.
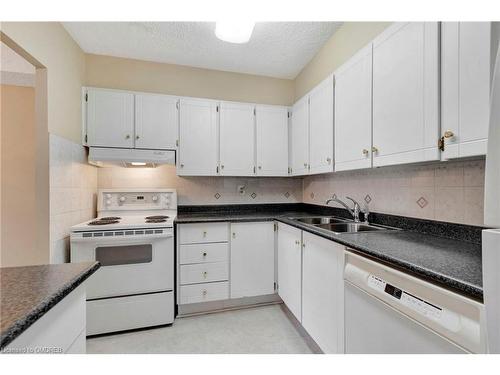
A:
215,21,255,44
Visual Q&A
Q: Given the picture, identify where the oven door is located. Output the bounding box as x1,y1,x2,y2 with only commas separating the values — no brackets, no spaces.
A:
70,230,173,299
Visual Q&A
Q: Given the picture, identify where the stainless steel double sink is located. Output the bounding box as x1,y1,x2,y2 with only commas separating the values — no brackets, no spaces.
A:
290,216,395,234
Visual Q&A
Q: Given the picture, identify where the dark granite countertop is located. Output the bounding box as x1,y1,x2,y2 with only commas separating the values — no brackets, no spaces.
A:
176,204,483,301
0,261,100,350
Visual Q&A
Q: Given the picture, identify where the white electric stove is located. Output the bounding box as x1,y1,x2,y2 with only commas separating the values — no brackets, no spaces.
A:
70,188,177,336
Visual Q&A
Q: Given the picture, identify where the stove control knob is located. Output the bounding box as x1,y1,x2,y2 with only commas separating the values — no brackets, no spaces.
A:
119,196,126,203
152,195,158,202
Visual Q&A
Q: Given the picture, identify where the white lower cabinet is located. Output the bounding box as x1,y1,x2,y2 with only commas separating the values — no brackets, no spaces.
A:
5,285,87,354
230,222,275,298
180,282,229,304
302,232,345,354
277,224,345,353
177,221,277,309
277,223,303,322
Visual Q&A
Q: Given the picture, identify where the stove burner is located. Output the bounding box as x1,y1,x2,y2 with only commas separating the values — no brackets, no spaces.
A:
145,215,169,220
146,219,167,223
99,217,121,220
88,219,119,226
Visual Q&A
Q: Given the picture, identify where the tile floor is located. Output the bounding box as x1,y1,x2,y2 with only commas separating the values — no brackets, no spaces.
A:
86,304,318,354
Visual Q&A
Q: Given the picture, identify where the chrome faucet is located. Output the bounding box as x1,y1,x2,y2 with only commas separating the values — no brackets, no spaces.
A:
325,194,362,223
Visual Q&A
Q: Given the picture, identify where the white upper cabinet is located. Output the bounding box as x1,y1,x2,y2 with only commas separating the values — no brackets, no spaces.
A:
309,75,334,174
372,22,440,167
177,98,218,176
230,222,275,299
219,102,256,176
86,88,135,148
255,105,289,176
441,22,492,159
334,44,373,172
277,223,303,322
290,96,310,176
135,94,178,150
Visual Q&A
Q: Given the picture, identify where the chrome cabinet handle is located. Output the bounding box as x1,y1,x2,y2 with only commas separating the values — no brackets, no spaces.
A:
221,165,225,169
125,134,131,139
258,166,262,169
203,271,208,278
362,149,369,155
303,162,308,167
232,232,236,239
202,252,207,257
203,231,207,237
180,163,184,168
372,146,379,153
136,135,140,140
326,157,332,164
444,130,455,139
202,290,207,296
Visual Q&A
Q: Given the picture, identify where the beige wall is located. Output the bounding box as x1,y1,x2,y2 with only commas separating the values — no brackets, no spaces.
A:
294,22,390,99
0,84,44,266
85,54,295,105
0,22,86,143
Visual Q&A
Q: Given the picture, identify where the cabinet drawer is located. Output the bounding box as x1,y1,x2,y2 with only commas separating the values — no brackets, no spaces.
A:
180,282,229,304
179,223,229,244
179,242,229,265
180,262,229,285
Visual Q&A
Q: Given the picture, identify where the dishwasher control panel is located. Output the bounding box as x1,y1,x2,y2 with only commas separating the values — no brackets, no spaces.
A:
368,275,443,320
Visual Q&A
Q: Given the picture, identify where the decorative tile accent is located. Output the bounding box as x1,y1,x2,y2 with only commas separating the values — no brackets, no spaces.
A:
310,192,315,199
214,192,221,200
417,197,428,208
251,192,257,199
364,194,372,204
284,191,290,198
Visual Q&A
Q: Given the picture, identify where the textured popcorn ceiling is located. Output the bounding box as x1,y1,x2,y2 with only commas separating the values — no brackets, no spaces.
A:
63,22,342,79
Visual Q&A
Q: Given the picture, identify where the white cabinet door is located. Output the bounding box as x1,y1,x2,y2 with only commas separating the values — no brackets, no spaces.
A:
335,44,373,172
230,222,275,298
86,88,134,148
277,223,302,322
135,94,178,150
256,105,289,176
309,75,334,174
372,22,439,167
178,98,218,176
219,101,255,176
302,232,344,354
290,96,309,176
441,22,492,159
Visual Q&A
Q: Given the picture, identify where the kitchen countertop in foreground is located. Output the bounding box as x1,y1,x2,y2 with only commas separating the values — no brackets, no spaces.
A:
176,204,483,301
0,261,100,350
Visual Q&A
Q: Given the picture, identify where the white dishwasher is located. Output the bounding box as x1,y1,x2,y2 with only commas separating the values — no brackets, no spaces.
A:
344,251,486,354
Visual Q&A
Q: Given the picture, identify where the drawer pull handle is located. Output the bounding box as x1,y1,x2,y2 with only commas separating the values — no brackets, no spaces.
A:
203,271,208,278
232,232,236,239
202,252,207,257
203,231,207,237
202,290,207,296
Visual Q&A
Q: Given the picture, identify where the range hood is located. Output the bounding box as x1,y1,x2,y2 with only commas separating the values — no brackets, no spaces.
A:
88,147,176,168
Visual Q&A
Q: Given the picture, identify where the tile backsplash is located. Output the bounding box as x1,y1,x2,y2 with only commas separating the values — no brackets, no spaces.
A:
303,159,485,226
97,165,303,205
49,134,98,263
